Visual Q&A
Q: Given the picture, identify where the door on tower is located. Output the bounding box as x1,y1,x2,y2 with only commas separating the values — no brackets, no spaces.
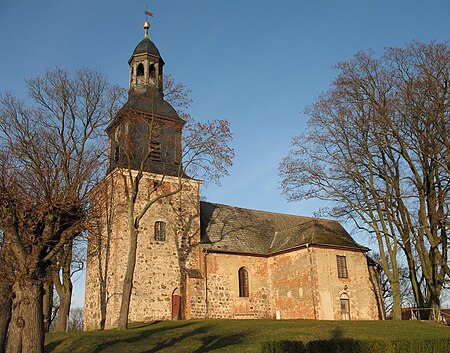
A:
172,288,181,320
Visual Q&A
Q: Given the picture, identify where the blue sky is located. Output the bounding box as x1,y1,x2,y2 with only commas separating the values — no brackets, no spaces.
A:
1,0,449,308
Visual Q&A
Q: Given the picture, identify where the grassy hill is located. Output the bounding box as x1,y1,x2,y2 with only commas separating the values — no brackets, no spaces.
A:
45,319,449,353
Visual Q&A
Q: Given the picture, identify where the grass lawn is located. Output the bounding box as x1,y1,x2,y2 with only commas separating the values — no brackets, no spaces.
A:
45,319,450,353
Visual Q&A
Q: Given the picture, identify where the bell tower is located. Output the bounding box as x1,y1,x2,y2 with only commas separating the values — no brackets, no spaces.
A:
128,20,164,94
84,14,203,330
106,19,185,176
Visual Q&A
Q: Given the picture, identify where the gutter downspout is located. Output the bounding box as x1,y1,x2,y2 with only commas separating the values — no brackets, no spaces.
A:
306,244,317,319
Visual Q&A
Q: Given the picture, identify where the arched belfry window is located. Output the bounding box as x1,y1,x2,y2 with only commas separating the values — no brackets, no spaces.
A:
238,267,249,297
149,64,156,82
137,63,144,83
154,221,166,241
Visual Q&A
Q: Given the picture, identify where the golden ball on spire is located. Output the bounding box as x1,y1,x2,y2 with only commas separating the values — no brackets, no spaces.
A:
144,21,150,29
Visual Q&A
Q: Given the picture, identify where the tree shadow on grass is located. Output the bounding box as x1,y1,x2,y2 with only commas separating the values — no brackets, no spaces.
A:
144,325,245,353
64,321,246,353
45,338,65,353
191,332,244,353
89,321,194,353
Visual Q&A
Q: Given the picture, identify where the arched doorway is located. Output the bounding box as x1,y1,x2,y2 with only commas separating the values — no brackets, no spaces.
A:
172,288,181,320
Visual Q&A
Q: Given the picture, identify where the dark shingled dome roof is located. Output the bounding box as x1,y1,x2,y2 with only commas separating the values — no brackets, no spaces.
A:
200,202,367,255
133,37,161,57
128,37,163,64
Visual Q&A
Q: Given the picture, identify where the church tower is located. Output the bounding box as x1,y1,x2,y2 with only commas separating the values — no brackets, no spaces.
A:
84,18,203,330
107,19,185,176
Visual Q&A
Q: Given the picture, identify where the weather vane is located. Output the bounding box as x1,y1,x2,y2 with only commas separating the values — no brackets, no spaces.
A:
143,10,154,38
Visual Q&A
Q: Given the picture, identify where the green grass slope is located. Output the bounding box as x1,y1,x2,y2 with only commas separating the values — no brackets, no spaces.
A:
45,319,450,353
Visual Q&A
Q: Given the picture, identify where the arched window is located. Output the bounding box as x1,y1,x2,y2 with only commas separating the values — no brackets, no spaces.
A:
154,221,166,241
340,294,350,320
149,64,156,82
238,267,249,297
137,63,144,83
137,63,144,76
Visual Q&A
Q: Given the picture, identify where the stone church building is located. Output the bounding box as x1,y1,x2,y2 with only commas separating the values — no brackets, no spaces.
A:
84,21,383,330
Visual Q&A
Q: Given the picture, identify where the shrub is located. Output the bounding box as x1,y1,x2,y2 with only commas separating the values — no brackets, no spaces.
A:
261,338,450,353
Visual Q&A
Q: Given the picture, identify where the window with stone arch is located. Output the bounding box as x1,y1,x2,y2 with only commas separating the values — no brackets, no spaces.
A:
238,267,249,297
149,63,156,82
340,293,350,320
154,221,166,241
136,63,144,83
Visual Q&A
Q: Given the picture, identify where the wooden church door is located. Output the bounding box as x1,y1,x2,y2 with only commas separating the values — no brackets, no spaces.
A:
172,288,181,320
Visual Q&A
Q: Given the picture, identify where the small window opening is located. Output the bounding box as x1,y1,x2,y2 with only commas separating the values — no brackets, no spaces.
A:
154,221,166,241
114,145,120,163
238,267,249,297
337,255,348,278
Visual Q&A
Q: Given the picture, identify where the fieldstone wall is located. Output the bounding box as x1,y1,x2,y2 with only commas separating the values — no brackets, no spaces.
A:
205,253,271,319
84,169,201,330
185,276,206,319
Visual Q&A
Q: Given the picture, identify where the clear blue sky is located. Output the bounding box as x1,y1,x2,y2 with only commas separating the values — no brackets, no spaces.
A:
1,0,449,308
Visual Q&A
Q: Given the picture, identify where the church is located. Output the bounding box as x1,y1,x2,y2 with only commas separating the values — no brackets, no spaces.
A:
84,20,383,330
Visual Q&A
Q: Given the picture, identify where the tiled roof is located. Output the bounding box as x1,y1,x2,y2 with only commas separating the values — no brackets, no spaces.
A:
200,201,367,255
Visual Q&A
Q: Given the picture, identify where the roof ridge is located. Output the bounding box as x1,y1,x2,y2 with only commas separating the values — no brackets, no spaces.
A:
200,200,334,222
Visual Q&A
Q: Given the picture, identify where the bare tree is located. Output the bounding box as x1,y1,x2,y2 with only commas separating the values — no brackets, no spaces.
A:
67,307,84,332
87,173,116,330
280,41,449,320
370,252,415,317
0,68,123,353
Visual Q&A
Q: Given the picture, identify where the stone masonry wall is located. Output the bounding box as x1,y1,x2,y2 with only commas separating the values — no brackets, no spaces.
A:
185,277,206,319
314,247,379,320
84,169,201,330
205,253,271,319
84,170,381,328
268,248,318,319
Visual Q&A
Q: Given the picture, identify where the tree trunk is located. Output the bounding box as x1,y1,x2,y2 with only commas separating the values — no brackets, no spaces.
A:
425,287,441,321
42,278,53,332
179,267,187,320
0,283,12,353
6,278,44,353
117,226,138,329
99,280,107,330
53,240,74,332
391,280,402,320
53,288,71,332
